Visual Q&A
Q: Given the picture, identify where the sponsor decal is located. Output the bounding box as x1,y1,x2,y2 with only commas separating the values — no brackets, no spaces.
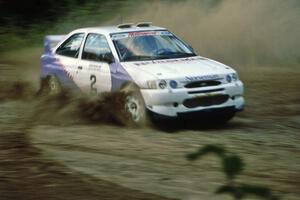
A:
54,57,74,80
128,31,157,37
88,64,102,71
111,33,128,40
111,31,172,40
134,57,202,66
185,74,221,82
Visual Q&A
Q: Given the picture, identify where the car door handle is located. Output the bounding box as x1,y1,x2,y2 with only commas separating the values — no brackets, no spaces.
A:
77,66,83,70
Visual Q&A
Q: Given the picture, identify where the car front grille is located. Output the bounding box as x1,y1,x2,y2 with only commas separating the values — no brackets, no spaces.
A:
184,80,221,88
183,94,229,108
188,88,224,94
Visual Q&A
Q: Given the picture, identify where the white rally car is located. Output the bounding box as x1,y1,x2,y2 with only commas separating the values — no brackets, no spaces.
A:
40,22,244,124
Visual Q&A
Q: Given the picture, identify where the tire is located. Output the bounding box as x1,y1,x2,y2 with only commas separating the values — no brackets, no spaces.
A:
39,75,62,96
121,83,147,125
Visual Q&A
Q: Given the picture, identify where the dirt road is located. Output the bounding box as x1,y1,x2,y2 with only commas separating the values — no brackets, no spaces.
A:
0,96,175,200
0,49,300,199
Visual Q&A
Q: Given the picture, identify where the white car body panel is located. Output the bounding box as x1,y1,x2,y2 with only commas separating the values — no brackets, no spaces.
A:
41,24,245,118
77,60,112,94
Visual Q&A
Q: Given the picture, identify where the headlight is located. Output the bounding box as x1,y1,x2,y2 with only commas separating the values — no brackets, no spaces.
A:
226,73,239,83
231,73,238,81
146,80,167,89
158,80,167,89
226,74,232,83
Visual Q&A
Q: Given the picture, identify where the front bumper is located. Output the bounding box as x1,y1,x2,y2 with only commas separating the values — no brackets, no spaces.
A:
140,81,244,117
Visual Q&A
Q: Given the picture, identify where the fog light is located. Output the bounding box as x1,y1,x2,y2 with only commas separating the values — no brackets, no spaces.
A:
170,80,178,89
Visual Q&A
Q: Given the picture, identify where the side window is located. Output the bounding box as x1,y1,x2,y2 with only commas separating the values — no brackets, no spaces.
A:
82,33,112,62
56,33,85,58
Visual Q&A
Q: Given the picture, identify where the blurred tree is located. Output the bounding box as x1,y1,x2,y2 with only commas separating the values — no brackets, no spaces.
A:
0,0,138,52
0,0,87,27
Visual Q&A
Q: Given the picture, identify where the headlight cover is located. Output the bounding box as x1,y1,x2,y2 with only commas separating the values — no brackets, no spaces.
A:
146,80,167,89
231,73,238,81
145,80,182,89
227,73,239,83
158,80,167,89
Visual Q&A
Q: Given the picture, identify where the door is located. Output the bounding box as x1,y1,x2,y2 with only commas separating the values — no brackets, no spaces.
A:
75,33,113,95
55,33,85,89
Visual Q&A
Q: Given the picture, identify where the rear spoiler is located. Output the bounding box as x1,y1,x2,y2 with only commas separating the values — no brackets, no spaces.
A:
44,35,66,54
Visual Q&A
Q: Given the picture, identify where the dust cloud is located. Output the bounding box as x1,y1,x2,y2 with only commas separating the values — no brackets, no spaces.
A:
0,80,129,126
0,81,34,101
33,91,130,126
125,0,300,67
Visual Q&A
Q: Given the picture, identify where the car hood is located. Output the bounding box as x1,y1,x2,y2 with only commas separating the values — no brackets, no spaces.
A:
121,56,235,80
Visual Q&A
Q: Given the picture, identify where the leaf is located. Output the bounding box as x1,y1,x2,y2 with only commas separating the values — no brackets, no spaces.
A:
222,155,244,179
216,184,280,200
240,184,280,200
186,144,226,161
215,185,244,200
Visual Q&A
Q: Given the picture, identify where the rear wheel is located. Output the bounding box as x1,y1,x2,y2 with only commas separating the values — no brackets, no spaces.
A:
39,75,62,96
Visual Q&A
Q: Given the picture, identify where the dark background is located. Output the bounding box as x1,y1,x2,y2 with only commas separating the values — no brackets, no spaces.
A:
0,0,86,27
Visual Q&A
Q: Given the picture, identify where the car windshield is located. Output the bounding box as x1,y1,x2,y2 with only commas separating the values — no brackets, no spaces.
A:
111,30,196,62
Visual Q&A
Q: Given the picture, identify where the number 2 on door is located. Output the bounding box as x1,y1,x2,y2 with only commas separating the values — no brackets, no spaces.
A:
90,75,97,95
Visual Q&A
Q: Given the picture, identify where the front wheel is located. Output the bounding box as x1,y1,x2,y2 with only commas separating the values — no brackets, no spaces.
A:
122,83,147,125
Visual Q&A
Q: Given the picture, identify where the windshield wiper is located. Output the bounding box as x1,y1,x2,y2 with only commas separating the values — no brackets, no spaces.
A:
154,52,196,60
123,53,196,62
171,52,196,57
123,55,154,61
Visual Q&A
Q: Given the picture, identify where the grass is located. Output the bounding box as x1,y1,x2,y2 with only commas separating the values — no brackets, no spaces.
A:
237,65,300,117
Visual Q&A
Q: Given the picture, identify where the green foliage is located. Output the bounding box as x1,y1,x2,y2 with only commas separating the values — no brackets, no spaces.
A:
223,155,244,180
215,184,279,200
187,144,280,200
186,144,226,160
0,0,142,53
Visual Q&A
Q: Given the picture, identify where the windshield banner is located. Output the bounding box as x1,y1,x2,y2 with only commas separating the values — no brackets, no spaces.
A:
111,31,172,40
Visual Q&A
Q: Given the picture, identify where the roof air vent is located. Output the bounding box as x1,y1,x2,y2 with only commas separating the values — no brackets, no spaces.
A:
136,22,152,27
117,23,134,29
